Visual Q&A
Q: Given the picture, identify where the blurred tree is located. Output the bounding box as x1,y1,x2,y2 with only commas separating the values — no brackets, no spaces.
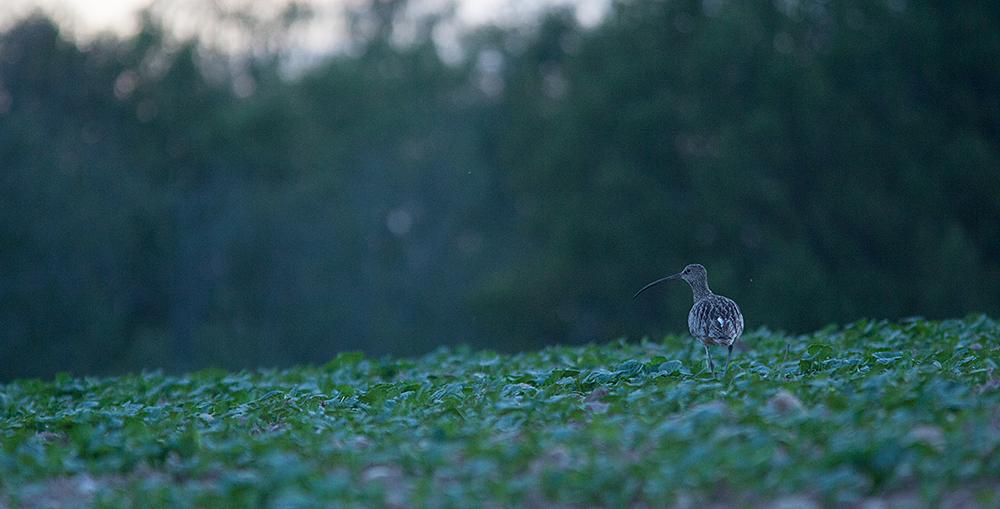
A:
470,0,999,345
1,15,140,377
0,0,997,381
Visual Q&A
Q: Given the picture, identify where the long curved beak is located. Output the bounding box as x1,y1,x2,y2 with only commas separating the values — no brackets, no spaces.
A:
632,272,682,299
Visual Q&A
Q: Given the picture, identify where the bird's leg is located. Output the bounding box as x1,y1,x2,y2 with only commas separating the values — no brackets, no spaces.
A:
722,344,734,378
704,345,715,378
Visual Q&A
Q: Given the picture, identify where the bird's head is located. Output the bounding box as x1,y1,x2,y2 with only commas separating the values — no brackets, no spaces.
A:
633,263,707,298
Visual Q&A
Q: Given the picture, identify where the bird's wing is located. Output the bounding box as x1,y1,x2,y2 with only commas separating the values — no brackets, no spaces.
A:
689,296,744,341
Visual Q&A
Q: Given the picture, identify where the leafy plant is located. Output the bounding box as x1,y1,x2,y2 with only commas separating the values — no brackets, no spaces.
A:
2,316,998,507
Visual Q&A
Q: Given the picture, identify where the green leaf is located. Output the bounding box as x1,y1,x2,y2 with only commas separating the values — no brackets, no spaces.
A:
657,360,683,374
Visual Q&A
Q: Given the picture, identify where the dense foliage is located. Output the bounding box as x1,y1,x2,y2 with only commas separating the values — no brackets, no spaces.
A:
1,316,999,506
1,0,998,379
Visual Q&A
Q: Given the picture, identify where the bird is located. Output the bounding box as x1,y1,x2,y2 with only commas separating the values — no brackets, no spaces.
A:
634,263,744,378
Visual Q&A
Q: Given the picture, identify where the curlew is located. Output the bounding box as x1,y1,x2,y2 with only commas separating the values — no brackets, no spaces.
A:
634,263,744,378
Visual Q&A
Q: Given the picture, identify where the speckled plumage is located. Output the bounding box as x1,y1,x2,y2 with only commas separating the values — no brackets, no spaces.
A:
634,263,744,377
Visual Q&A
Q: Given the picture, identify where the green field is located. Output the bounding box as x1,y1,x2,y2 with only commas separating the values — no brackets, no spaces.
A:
2,316,998,508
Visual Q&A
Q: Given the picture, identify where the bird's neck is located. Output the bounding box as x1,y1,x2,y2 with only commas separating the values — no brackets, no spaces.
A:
689,280,712,302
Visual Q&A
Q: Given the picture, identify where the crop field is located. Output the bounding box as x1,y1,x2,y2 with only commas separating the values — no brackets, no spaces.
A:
2,316,999,508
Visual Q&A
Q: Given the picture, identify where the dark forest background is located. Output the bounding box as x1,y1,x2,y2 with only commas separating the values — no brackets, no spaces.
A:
1,0,997,381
